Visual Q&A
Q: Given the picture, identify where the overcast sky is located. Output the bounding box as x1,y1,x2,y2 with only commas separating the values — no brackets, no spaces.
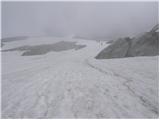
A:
2,2,159,40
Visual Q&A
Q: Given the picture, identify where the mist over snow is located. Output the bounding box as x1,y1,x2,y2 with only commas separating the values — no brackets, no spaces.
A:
2,2,158,40
1,1,159,118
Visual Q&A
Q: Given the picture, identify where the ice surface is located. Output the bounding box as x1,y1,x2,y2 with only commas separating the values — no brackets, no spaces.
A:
1,37,159,118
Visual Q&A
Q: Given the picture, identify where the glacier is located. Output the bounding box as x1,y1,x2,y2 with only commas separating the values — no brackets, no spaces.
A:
1,37,159,118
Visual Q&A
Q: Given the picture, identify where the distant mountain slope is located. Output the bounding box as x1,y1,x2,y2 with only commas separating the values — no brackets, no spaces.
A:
1,36,29,48
1,36,29,42
96,24,159,59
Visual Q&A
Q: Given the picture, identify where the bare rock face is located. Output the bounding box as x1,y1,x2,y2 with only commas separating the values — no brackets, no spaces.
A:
2,41,86,56
95,24,159,59
95,37,131,59
128,30,159,57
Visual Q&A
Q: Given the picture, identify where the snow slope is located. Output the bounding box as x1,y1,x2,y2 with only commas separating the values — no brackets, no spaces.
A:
1,37,159,118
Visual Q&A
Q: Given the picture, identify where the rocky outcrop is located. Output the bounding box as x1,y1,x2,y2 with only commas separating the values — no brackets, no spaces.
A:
96,24,159,59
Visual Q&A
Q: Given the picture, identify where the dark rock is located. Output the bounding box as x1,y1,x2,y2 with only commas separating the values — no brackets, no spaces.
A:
2,41,86,56
96,24,159,59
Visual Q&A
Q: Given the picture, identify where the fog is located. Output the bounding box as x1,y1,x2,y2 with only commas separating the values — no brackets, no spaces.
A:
2,2,158,40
